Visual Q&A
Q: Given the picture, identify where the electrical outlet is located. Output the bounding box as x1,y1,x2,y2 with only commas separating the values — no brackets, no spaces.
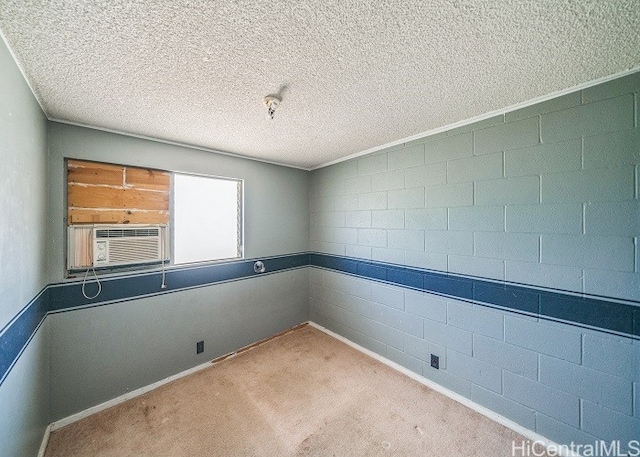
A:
430,354,439,370
196,341,204,354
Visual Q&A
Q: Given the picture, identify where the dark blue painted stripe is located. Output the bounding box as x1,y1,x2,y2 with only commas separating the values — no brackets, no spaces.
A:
0,288,48,386
309,253,639,339
1,253,308,387
423,272,474,300
473,282,539,314
2,251,639,388
358,262,386,281
49,254,309,312
539,293,635,336
387,266,423,289
310,253,358,275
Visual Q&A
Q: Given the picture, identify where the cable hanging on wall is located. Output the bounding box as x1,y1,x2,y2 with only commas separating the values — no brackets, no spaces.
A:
82,232,102,299
160,225,167,289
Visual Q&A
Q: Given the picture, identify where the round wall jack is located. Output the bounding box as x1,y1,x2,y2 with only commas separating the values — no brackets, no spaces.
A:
263,95,281,120
254,261,266,273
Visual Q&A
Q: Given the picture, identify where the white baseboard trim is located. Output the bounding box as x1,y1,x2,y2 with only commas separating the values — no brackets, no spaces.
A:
37,424,51,457
50,359,215,431
308,321,581,457
43,321,579,456
48,322,306,432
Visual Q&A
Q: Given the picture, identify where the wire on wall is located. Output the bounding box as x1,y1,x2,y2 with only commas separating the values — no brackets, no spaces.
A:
161,226,167,289
82,267,102,300
81,229,102,299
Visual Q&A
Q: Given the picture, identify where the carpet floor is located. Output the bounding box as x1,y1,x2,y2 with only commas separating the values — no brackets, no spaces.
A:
45,325,544,456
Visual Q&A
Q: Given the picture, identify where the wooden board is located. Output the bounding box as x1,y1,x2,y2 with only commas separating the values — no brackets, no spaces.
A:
68,185,169,211
67,161,124,186
67,159,171,226
68,208,169,225
125,167,170,190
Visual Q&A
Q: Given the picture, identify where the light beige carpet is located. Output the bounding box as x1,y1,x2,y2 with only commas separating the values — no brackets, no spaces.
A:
46,325,544,456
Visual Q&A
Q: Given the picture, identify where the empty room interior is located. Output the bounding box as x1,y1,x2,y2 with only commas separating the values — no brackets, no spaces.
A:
1,2,639,456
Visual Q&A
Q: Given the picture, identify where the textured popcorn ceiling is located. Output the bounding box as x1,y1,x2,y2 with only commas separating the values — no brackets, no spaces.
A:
1,1,639,169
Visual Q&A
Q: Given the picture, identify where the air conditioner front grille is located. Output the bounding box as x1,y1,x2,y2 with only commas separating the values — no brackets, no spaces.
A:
95,228,160,238
106,238,161,264
68,224,167,270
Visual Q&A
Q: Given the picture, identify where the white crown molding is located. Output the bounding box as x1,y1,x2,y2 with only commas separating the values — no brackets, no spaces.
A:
311,66,640,171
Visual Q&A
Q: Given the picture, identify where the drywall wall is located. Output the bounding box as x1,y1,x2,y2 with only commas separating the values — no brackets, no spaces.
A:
47,121,309,282
49,268,309,420
45,122,311,420
0,39,48,331
0,321,50,457
0,37,50,456
308,72,640,450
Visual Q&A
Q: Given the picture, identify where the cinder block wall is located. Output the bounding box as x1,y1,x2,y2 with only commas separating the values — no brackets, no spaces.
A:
309,73,640,449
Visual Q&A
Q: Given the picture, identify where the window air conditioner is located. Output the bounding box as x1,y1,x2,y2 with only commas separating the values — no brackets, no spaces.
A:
68,224,168,270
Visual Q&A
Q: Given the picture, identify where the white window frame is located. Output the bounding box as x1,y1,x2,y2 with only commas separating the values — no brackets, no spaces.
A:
170,172,244,266
65,161,244,276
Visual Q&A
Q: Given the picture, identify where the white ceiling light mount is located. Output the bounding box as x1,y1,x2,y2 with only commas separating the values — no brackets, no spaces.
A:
263,95,281,120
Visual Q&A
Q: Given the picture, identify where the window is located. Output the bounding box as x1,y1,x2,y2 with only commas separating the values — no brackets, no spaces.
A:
173,173,242,264
66,159,243,274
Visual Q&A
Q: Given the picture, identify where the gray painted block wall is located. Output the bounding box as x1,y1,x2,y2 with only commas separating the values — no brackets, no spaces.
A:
310,270,640,450
310,72,639,302
0,37,50,456
309,73,640,449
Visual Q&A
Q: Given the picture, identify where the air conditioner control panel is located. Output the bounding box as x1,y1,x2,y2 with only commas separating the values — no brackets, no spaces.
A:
95,241,107,262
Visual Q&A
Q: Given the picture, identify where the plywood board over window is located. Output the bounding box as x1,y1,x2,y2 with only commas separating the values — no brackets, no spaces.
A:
67,159,170,225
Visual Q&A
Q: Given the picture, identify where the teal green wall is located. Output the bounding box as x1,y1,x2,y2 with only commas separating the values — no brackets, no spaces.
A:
0,37,50,456
46,122,310,283
308,72,640,450
1,25,638,454
45,122,311,421
49,269,308,420
310,73,639,301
